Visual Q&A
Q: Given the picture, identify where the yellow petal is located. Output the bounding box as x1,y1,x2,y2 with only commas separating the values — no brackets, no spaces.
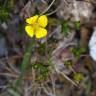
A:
26,15,38,24
25,26,34,37
35,27,47,39
38,15,48,27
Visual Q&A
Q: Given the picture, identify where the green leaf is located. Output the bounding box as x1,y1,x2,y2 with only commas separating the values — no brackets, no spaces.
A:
73,73,84,82
0,0,14,22
70,47,86,59
0,9,9,21
75,21,80,29
64,60,73,68
61,21,69,37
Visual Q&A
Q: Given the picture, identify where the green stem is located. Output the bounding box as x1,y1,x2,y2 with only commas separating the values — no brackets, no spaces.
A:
16,38,34,86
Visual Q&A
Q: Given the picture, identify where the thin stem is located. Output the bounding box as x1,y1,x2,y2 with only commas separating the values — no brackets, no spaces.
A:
41,0,47,4
16,38,34,86
45,37,48,61
50,74,56,96
55,68,78,86
0,73,18,78
45,5,61,16
41,0,56,15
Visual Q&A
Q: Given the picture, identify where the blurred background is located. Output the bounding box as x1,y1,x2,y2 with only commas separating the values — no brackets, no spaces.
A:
0,0,96,96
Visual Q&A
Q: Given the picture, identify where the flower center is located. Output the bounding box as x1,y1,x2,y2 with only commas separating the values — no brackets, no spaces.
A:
32,23,39,32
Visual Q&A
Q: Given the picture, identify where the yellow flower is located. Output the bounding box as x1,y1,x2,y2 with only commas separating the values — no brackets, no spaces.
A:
25,15,48,39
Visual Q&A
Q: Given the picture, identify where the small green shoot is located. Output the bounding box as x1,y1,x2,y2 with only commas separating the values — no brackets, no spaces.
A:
61,21,69,37
73,73,84,83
